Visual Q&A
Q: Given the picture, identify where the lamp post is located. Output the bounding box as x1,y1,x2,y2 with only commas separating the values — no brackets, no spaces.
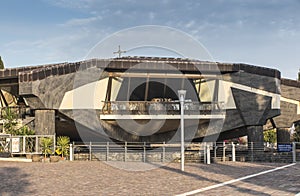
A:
178,90,186,171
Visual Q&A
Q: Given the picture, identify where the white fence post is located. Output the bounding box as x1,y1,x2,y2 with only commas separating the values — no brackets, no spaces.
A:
22,136,26,154
232,142,236,162
206,144,211,165
69,143,73,161
293,142,296,163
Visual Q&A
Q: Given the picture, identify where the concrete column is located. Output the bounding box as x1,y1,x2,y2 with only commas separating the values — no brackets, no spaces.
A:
247,125,264,151
35,110,55,135
276,128,290,144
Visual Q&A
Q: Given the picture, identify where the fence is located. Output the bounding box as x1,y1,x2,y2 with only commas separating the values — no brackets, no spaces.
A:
70,141,300,164
101,101,224,115
0,134,55,155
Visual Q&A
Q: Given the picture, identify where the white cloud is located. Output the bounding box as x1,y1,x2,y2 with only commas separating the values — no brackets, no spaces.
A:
45,0,96,9
60,16,102,27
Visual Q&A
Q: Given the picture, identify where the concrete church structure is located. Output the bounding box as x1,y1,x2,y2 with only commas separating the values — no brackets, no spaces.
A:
0,57,299,148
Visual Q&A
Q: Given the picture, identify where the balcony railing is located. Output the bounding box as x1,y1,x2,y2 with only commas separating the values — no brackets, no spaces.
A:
101,101,225,115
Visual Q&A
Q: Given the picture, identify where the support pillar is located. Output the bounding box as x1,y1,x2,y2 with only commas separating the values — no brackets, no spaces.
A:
247,125,264,153
276,128,290,144
35,110,55,135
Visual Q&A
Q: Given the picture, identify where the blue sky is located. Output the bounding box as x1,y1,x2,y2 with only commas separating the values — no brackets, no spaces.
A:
1,0,300,79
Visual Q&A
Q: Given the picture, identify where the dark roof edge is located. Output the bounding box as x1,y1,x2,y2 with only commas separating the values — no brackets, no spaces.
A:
281,78,300,87
230,63,281,79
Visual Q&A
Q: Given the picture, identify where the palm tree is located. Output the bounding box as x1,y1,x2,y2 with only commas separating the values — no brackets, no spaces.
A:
2,108,18,135
40,137,53,160
55,136,70,158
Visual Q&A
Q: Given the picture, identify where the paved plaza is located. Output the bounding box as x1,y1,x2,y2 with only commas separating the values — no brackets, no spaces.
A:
0,161,299,195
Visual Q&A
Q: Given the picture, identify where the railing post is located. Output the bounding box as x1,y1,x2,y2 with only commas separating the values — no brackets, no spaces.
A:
293,142,296,163
206,144,211,165
89,141,92,161
53,134,56,156
69,143,73,161
106,142,109,161
35,136,38,153
143,142,146,162
214,142,217,160
232,142,236,162
162,141,165,162
23,136,26,154
223,141,226,162
251,142,254,162
9,135,12,155
204,142,207,164
124,142,127,162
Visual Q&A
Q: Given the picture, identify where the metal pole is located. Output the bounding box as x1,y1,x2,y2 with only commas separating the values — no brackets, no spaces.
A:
35,136,38,153
251,142,254,162
124,141,127,162
53,134,56,156
292,142,296,163
204,142,207,164
223,141,226,162
143,142,146,162
178,90,186,172
23,136,26,154
180,102,184,171
206,144,211,164
162,141,166,163
232,142,236,162
69,143,73,161
89,141,92,161
106,142,109,161
214,142,217,160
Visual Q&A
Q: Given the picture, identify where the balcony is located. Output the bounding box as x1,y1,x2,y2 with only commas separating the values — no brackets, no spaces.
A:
100,101,225,120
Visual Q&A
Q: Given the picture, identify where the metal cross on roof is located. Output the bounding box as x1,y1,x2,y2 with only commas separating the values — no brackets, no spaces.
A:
113,45,126,58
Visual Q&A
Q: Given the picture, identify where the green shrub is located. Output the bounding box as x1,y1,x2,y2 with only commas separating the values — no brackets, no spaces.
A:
40,137,53,159
55,136,70,158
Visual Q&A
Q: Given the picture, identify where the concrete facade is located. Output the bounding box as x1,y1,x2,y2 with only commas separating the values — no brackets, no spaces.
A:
0,57,298,147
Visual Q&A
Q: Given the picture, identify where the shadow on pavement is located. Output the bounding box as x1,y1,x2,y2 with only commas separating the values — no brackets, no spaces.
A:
0,166,34,195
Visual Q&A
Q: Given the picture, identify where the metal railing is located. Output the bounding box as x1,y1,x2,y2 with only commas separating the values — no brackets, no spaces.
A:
101,101,225,115
0,134,56,155
70,141,212,163
70,141,299,164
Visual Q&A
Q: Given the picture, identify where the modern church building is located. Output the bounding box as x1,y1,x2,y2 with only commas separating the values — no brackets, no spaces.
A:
0,57,299,148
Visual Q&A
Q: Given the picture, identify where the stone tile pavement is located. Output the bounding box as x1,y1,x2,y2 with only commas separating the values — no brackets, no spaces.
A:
0,161,299,195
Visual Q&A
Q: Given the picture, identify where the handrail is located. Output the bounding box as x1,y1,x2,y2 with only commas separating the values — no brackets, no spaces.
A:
101,101,225,115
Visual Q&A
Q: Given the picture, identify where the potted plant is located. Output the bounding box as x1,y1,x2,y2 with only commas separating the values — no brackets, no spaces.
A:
55,136,70,160
40,137,53,162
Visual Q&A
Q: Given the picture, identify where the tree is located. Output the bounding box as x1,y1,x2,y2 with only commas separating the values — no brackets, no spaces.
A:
0,56,4,69
40,137,53,159
263,129,277,143
292,124,300,142
55,136,70,158
2,108,18,135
